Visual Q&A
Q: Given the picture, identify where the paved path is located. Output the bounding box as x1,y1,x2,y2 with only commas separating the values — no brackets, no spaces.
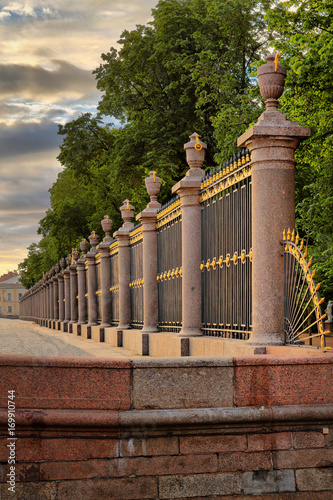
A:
0,318,140,358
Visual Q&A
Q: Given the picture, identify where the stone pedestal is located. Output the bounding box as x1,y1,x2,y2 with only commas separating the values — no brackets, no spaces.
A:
136,172,161,334
237,55,310,346
136,210,159,333
63,269,70,332
115,232,131,330
76,258,87,329
172,133,206,337
58,273,64,330
53,274,59,329
114,200,135,331
69,263,78,332
86,232,99,328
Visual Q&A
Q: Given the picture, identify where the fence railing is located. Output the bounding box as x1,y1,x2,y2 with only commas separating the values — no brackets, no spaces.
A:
20,55,323,348
200,150,252,339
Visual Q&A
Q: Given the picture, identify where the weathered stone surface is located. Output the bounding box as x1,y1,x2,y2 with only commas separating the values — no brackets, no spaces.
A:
293,431,326,449
272,448,333,469
159,472,242,499
296,467,333,491
57,477,158,499
132,357,234,409
180,434,246,455
39,459,109,481
248,432,292,451
0,481,57,500
243,469,296,495
218,451,272,472
119,436,179,457
109,453,218,477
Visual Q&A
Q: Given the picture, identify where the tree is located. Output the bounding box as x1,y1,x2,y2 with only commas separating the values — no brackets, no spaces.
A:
20,0,271,286
267,0,333,301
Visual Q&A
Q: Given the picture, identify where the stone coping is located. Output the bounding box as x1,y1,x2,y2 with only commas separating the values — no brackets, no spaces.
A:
0,353,332,368
0,404,332,431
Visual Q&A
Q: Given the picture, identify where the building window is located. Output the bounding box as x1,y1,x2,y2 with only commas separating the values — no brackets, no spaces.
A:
7,293,12,302
18,293,23,300
7,306,12,313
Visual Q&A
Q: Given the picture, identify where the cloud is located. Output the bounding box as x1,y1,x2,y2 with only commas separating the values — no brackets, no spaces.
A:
0,0,159,275
0,118,61,157
0,60,98,101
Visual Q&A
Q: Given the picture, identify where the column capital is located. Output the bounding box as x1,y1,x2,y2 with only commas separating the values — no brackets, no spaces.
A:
238,110,310,150
136,208,158,231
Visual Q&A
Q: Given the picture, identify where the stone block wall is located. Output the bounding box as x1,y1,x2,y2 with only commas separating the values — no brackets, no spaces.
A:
0,355,332,499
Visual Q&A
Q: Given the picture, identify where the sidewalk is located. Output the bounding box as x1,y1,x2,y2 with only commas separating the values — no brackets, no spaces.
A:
0,318,140,358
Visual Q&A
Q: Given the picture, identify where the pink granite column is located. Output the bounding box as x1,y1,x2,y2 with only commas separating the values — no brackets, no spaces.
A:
114,200,135,331
173,133,206,337
238,54,310,345
77,239,89,332
86,231,99,329
49,267,55,327
58,258,65,330
136,172,161,333
63,255,71,332
69,249,79,333
45,274,50,326
53,267,59,328
100,216,113,327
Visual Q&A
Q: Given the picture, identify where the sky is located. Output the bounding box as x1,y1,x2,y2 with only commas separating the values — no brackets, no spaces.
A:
0,0,157,277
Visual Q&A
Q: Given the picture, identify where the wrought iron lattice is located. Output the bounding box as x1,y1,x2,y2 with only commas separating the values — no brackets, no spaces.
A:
284,229,329,347
130,224,143,329
157,195,182,332
110,240,119,325
200,150,252,339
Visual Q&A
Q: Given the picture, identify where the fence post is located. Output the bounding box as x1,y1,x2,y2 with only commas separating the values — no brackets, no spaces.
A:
57,259,65,330
114,200,135,331
99,216,113,328
49,267,55,328
238,54,311,345
136,172,161,333
76,239,89,334
69,249,79,333
63,255,71,332
45,274,50,327
172,133,206,337
86,231,99,335
53,266,59,329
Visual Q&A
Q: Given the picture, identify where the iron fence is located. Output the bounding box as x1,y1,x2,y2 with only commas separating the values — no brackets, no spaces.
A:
157,196,182,332
200,150,252,339
110,241,119,325
130,224,144,329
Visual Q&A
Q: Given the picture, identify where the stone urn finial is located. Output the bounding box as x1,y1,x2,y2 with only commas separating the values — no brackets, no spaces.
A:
120,199,135,229
54,263,60,274
88,231,99,251
60,258,66,270
184,132,207,170
65,254,72,267
80,238,89,257
101,215,113,242
72,248,79,263
257,53,287,111
145,171,161,209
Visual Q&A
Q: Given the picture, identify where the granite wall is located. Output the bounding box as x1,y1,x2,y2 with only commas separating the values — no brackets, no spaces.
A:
0,355,332,499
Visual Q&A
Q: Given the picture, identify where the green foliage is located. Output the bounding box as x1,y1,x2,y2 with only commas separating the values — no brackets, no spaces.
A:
19,0,270,287
267,0,333,301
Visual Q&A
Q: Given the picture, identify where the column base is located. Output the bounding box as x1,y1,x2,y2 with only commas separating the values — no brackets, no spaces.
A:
177,327,203,338
247,332,284,346
141,326,159,334
117,324,130,331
